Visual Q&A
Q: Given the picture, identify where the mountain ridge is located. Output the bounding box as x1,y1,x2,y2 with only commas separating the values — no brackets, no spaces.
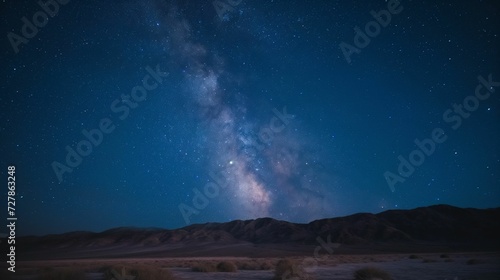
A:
13,204,500,259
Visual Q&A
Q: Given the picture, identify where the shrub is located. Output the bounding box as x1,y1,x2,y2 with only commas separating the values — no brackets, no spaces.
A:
409,254,419,259
260,260,273,270
274,258,312,280
216,261,237,272
353,267,392,280
238,260,260,270
191,262,217,272
440,254,450,258
104,264,175,280
237,259,273,270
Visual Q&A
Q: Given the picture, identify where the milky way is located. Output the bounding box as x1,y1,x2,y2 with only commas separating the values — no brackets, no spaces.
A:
2,0,498,235
159,4,336,221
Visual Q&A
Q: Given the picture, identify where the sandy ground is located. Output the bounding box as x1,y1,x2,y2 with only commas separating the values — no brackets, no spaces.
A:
6,252,500,280
169,254,500,280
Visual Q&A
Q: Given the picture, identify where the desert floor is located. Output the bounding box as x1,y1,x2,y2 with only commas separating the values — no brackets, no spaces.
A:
7,252,500,280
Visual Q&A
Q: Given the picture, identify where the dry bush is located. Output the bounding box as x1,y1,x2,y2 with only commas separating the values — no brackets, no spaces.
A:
38,267,86,280
216,261,237,272
103,264,175,280
260,260,273,270
191,262,217,272
408,254,420,259
274,258,312,280
237,260,260,270
440,254,450,258
353,267,393,280
237,259,273,270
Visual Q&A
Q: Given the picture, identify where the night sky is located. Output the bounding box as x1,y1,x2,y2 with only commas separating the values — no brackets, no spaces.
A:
1,0,499,236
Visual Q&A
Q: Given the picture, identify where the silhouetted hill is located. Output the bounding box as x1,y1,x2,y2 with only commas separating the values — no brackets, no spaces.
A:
13,205,500,259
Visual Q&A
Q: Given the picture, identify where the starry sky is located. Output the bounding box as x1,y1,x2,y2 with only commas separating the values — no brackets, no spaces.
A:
1,0,499,236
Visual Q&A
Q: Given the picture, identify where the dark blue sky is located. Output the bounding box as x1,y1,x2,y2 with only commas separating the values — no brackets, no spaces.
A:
1,0,499,236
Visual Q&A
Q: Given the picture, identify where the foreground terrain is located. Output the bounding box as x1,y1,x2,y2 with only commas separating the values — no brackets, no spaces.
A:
3,252,499,280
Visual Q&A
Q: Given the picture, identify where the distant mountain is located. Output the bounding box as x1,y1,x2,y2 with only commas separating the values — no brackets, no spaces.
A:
13,205,500,259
